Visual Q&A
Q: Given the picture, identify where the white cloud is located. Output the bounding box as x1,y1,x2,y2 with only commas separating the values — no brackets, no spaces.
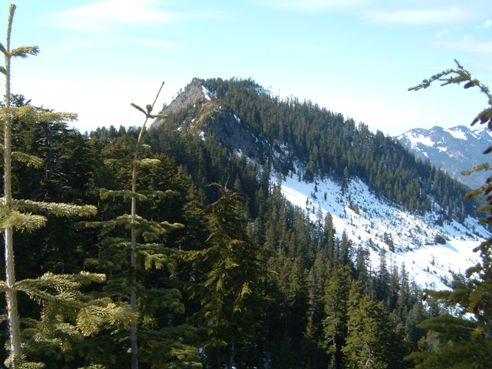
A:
368,8,463,24
47,37,183,54
47,0,175,32
436,36,492,54
479,19,492,29
248,0,367,12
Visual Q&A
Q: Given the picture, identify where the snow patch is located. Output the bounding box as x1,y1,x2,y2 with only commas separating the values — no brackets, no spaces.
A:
445,127,467,140
201,85,216,101
274,172,488,290
406,133,435,149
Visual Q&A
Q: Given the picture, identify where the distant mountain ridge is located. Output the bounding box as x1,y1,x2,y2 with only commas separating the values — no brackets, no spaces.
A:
150,78,489,289
398,125,492,189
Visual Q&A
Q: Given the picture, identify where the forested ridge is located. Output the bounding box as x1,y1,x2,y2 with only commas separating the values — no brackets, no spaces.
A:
153,77,474,220
0,4,490,368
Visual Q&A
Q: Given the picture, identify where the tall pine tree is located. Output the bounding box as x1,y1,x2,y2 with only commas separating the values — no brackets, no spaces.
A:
187,189,266,369
343,282,404,369
84,84,201,369
0,5,131,368
323,265,351,369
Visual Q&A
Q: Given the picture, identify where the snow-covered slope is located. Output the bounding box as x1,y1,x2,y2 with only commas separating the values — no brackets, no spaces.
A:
398,125,492,189
277,172,488,290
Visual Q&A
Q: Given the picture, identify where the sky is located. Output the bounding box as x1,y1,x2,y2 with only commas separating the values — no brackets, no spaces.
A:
2,0,492,136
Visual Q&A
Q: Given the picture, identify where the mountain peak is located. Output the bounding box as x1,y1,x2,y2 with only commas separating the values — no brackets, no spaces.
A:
153,78,269,158
161,78,214,116
398,124,491,189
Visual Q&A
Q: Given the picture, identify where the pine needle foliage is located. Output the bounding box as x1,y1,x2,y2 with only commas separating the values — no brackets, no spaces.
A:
84,83,200,369
186,189,267,368
0,4,131,368
407,60,492,368
323,265,351,369
343,283,401,369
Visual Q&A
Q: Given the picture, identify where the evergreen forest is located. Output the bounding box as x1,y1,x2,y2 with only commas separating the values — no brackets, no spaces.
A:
0,4,491,369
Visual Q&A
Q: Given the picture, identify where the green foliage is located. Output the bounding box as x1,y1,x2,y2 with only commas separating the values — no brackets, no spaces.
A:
343,282,406,369
187,190,267,368
323,266,351,369
0,5,129,368
84,86,201,368
0,114,437,368
407,61,492,369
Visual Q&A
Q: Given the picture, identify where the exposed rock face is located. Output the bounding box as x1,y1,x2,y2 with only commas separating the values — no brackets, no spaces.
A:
152,78,269,160
159,78,211,116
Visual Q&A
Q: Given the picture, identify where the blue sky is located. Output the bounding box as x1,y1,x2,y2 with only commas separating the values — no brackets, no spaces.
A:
3,0,492,135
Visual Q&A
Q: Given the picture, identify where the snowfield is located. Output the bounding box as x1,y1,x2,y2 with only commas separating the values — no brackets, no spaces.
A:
404,132,436,149
276,172,488,290
445,127,468,140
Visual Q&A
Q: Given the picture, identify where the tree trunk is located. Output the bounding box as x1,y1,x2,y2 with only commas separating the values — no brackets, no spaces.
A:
4,229,21,363
130,165,138,369
3,5,22,366
227,341,235,369
128,81,163,369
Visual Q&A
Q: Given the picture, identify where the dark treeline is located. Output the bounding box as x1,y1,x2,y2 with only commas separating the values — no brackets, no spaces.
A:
0,104,441,368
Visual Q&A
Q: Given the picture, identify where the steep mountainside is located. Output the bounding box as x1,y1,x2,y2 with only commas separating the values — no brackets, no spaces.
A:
398,125,492,189
151,78,489,289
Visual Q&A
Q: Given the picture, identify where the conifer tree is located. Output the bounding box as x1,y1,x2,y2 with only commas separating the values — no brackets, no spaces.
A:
374,248,390,302
323,265,351,369
305,247,328,345
304,249,329,368
84,83,200,369
187,189,266,369
407,60,492,369
343,282,403,369
323,213,336,267
354,246,370,290
0,5,131,368
338,231,352,267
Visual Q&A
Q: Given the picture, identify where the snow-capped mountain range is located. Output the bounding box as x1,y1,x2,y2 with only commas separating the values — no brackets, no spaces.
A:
398,125,492,189
153,78,490,290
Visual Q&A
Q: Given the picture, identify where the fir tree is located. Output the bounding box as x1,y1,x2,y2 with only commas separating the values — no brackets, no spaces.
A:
84,84,200,369
187,190,266,369
323,266,351,369
305,247,328,344
343,282,404,369
0,5,131,368
323,213,336,267
407,60,492,368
